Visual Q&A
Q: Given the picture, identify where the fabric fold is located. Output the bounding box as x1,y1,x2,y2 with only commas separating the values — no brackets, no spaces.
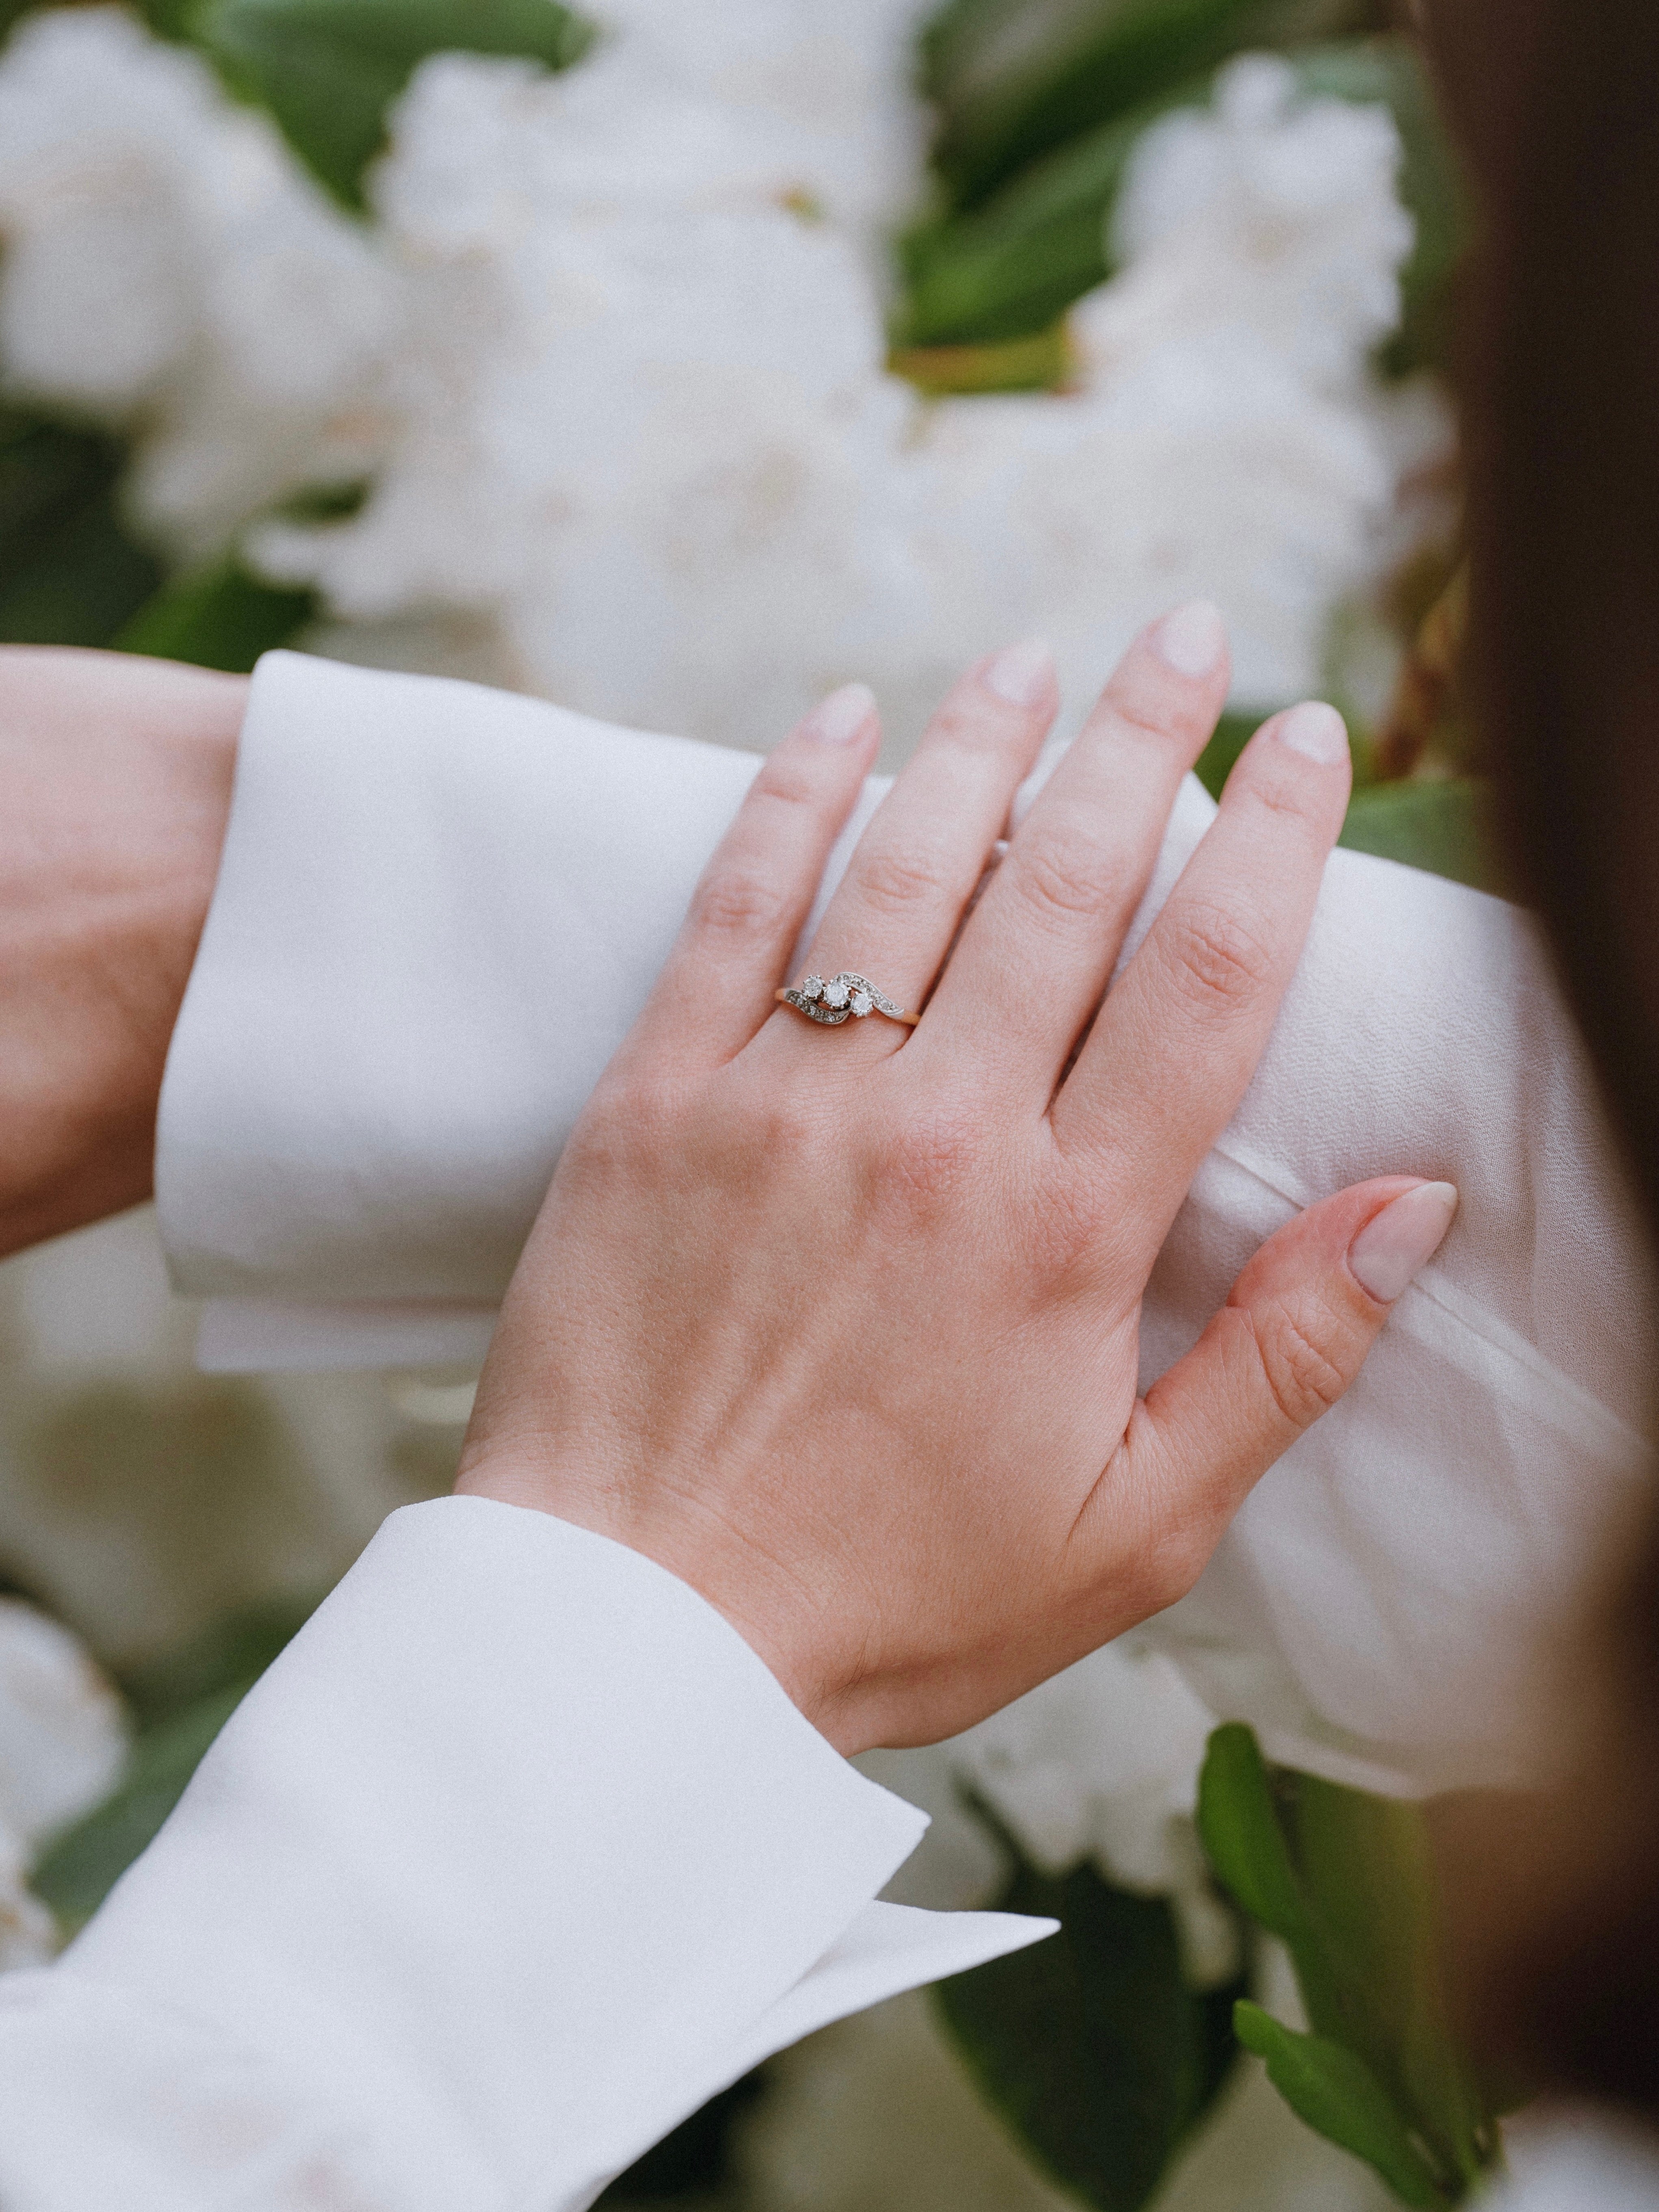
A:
0,1498,1045,2210
157,650,1655,1796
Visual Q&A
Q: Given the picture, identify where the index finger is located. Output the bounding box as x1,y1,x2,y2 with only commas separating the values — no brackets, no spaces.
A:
1051,700,1351,1238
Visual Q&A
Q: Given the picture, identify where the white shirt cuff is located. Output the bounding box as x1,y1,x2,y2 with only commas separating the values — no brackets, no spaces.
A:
0,1497,1047,2210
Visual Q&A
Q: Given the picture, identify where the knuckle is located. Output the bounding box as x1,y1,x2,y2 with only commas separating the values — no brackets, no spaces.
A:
855,840,951,917
1110,693,1185,747
925,691,1029,756
692,864,789,940
1013,826,1118,930
1163,899,1275,1013
1249,1294,1350,1430
568,1074,679,1173
752,754,821,809
1032,1173,1121,1280
871,1100,984,1215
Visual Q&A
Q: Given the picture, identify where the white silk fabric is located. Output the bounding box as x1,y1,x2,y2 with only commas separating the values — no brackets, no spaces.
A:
158,651,1656,1798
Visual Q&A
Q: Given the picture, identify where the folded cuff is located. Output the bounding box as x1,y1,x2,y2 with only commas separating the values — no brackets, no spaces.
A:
21,1499,1044,2208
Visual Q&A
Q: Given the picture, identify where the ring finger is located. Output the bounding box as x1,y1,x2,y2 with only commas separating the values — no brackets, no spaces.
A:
757,639,1059,1062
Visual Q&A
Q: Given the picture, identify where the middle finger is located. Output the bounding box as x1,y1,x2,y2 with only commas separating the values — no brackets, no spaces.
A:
756,639,1058,1060
923,601,1230,1090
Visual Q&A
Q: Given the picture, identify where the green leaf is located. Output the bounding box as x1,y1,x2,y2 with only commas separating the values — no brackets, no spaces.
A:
1196,1725,1344,2041
191,0,594,208
898,35,1464,365
30,1683,248,1929
1287,1777,1491,2189
898,89,1167,345
596,2071,768,2203
1234,2003,1447,2207
921,0,1378,212
934,1795,1245,2212
1336,779,1507,896
1200,1734,1501,2199
890,321,1074,394
114,557,315,672
1196,1725,1310,1943
0,409,162,648
31,1591,318,1929
119,1592,320,1729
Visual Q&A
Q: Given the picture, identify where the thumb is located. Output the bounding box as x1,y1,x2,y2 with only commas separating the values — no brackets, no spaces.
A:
1109,1177,1458,1599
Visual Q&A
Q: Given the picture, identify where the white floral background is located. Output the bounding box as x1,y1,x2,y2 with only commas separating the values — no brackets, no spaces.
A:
0,0,1452,2201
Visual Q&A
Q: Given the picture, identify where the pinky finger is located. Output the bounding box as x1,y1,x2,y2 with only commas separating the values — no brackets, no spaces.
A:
1084,1177,1459,1607
620,684,880,1073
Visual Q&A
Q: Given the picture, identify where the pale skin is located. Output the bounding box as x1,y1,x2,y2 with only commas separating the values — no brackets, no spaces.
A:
456,607,1456,1754
0,621,1453,1759
0,646,244,1258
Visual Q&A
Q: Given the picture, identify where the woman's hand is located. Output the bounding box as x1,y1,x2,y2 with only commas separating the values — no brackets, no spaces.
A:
458,607,1456,1755
0,648,242,1258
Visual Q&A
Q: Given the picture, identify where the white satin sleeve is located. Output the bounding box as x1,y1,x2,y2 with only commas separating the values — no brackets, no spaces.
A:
0,1497,1048,2211
156,650,1656,1800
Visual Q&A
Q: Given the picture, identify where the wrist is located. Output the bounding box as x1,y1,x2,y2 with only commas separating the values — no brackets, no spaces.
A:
0,649,245,1255
455,1449,871,1753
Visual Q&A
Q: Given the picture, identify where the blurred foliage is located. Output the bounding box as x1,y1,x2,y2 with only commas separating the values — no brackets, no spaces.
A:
1338,779,1502,895
1197,1725,1500,2207
596,2070,769,2205
31,1590,317,1930
115,557,317,672
0,0,592,662
934,1791,1247,2212
895,34,1468,375
918,0,1384,208
0,408,163,646
187,0,593,209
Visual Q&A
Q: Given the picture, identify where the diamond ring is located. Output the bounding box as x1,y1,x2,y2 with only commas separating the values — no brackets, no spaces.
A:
776,971,919,1028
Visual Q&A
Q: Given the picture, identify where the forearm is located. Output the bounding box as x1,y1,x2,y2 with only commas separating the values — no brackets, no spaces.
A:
0,648,242,1258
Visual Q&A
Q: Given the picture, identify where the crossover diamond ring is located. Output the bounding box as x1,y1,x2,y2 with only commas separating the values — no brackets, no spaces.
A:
776,971,919,1028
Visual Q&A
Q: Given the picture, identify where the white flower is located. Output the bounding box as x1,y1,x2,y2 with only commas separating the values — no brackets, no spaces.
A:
0,6,394,554
254,50,929,747
1105,54,1415,392
586,0,935,236
888,51,1448,720
869,1640,1239,1987
0,1599,126,1967
257,39,1440,750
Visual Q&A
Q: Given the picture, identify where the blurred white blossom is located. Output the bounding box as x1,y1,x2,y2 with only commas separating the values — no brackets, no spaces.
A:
0,6,394,554
867,1639,1238,1987
264,35,1445,747
0,1600,126,1966
0,8,1447,747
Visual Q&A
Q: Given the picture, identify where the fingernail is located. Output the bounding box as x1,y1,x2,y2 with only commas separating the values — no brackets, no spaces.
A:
982,637,1055,707
1275,701,1349,765
1152,599,1226,678
1347,1182,1459,1302
802,681,876,745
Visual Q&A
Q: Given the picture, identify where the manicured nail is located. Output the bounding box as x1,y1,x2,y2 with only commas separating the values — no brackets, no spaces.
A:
1152,599,1226,678
802,681,876,744
1348,1182,1459,1302
1275,701,1349,765
982,637,1055,707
